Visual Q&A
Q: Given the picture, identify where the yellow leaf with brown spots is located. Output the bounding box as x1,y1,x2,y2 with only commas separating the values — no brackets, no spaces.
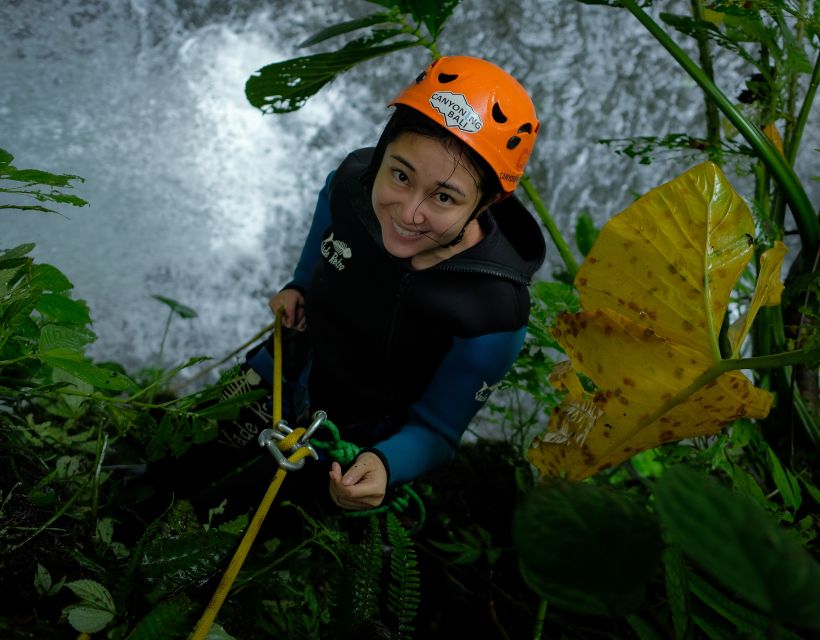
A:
528,162,778,480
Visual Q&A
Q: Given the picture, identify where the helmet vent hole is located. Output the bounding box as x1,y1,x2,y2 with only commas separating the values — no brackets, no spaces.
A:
415,71,426,84
517,123,533,134
437,73,459,84
507,136,521,150
492,103,508,123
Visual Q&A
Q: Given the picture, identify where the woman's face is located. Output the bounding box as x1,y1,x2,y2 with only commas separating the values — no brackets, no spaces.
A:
371,132,484,260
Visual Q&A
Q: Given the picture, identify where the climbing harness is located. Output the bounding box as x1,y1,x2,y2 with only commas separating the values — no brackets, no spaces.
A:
191,310,424,639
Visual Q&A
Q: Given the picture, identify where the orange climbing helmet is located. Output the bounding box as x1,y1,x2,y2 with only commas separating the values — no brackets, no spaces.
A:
390,55,540,193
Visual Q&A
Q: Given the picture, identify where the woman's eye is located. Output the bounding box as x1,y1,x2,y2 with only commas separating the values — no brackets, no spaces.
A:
435,192,452,204
392,169,408,183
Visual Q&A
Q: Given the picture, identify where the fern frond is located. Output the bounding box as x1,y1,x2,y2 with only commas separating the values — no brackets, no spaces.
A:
386,512,421,639
349,515,384,626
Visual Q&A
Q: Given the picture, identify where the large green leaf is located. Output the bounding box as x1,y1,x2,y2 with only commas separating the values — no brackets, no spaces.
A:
655,466,820,630
35,293,91,325
38,348,134,391
139,530,238,594
246,37,417,114
513,479,663,616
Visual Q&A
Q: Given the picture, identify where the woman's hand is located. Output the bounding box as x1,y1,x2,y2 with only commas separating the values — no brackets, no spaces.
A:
268,288,306,330
328,452,387,510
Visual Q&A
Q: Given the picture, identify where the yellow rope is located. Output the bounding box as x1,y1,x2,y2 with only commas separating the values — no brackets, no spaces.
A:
190,308,294,640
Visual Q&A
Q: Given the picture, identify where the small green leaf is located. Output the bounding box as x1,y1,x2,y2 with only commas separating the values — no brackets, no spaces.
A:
64,579,115,612
40,324,96,352
2,167,84,188
299,13,394,48
34,563,52,596
30,263,73,292
65,606,114,633
152,294,198,319
574,211,599,257
407,0,461,39
0,243,35,262
766,446,802,510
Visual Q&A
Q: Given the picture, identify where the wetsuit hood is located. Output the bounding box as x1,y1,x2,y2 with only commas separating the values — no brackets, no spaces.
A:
343,147,547,284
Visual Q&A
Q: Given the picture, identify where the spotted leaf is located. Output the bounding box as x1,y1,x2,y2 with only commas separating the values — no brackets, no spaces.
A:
528,162,778,480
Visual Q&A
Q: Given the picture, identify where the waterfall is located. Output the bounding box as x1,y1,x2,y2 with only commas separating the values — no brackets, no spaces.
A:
2,0,817,376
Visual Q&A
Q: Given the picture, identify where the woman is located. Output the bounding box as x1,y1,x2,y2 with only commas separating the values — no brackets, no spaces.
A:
230,55,545,512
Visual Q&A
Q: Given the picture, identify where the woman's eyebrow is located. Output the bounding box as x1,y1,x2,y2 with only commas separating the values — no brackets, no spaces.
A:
390,153,466,197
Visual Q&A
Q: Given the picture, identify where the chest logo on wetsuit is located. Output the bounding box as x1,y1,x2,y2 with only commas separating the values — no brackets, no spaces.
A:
321,232,352,271
475,380,501,402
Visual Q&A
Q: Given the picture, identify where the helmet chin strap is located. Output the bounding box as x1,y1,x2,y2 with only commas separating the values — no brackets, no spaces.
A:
440,205,487,248
441,216,473,248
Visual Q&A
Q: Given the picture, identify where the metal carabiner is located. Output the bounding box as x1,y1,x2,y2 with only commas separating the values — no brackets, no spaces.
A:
299,410,327,444
258,418,319,472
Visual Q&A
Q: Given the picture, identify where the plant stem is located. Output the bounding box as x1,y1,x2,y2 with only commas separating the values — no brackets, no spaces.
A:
689,0,720,149
520,174,579,279
627,346,820,441
533,599,548,640
620,0,819,259
785,47,820,167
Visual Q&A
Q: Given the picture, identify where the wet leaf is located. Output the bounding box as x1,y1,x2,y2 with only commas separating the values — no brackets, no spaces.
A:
656,466,820,630
246,38,416,114
39,349,134,391
64,579,116,612
514,478,663,616
529,162,777,479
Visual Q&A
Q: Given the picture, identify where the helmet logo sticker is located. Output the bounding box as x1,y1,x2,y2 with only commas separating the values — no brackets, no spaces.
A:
321,232,352,271
429,91,483,133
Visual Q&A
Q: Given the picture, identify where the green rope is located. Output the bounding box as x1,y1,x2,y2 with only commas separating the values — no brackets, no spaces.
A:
311,419,426,533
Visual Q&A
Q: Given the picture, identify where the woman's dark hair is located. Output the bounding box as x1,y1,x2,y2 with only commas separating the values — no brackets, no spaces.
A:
364,105,502,215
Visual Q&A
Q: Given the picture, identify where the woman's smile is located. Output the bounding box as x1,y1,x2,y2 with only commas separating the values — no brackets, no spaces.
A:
371,131,485,266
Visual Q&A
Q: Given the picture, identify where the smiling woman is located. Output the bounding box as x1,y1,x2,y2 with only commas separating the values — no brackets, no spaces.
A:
202,56,548,514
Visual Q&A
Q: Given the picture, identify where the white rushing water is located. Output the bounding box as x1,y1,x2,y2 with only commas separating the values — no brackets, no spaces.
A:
2,0,818,379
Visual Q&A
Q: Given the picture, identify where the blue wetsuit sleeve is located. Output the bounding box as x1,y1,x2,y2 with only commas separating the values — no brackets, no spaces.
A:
285,170,335,291
373,327,528,487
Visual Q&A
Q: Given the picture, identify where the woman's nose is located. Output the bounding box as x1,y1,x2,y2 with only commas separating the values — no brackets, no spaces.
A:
397,197,424,226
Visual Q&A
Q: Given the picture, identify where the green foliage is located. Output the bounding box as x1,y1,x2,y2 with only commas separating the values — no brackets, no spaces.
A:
655,465,820,631
385,512,420,638
513,478,664,616
4,1,820,637
574,211,599,257
245,1,461,114
0,147,87,214
333,515,384,634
